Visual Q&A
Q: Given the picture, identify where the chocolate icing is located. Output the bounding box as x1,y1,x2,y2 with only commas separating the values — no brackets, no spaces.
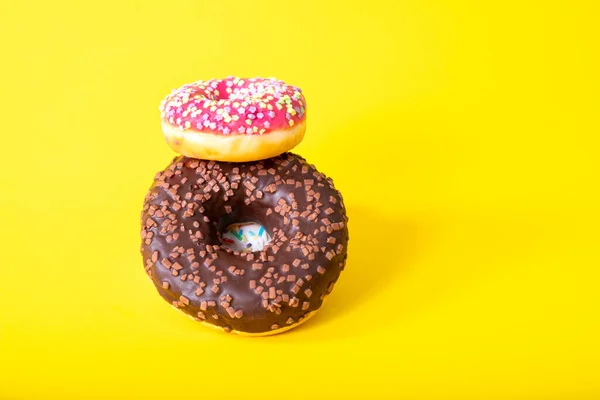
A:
140,153,349,334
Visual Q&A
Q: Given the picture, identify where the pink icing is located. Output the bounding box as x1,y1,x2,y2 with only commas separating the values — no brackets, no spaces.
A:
159,77,306,136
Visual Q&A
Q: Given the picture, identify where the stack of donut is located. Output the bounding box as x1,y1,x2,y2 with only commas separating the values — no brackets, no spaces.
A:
141,77,349,335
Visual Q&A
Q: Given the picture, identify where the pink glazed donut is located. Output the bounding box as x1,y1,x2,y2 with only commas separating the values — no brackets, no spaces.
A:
159,77,307,162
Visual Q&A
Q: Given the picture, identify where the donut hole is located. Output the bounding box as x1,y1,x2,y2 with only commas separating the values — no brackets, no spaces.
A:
217,212,271,253
215,79,269,103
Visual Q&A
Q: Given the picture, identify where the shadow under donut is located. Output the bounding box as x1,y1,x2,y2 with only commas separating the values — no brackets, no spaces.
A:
295,204,422,337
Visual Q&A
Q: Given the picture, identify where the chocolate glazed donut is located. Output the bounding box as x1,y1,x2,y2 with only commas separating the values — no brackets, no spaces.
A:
140,153,349,335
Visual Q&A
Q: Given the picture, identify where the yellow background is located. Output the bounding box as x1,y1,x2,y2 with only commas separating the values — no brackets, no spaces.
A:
1,0,599,399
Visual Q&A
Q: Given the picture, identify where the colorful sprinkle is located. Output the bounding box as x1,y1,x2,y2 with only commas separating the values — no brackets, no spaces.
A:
221,222,271,252
159,77,306,135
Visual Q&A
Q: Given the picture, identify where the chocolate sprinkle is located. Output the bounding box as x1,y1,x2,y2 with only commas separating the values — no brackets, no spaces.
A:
140,153,349,334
